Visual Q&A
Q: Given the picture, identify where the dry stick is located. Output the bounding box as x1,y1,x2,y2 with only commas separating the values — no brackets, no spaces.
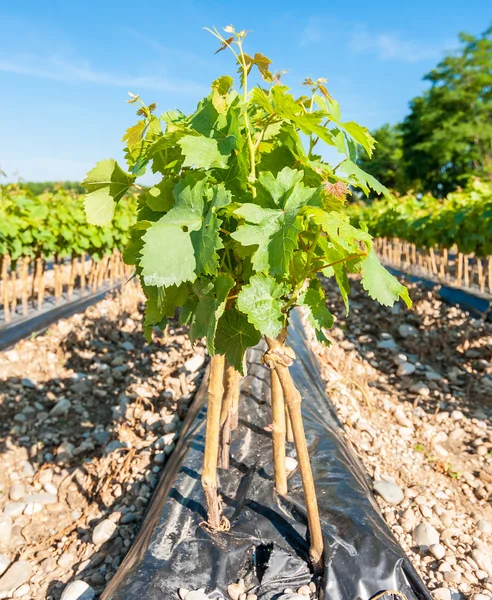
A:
68,254,76,300
488,257,492,295
202,354,226,530
464,254,470,288
1,255,10,323
456,252,463,286
38,259,46,309
265,335,324,573
109,253,116,286
429,247,438,275
270,368,288,495
11,261,17,316
218,362,239,470
477,258,485,294
21,257,29,316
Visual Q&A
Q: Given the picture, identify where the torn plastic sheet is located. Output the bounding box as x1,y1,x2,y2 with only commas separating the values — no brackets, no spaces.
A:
103,312,431,600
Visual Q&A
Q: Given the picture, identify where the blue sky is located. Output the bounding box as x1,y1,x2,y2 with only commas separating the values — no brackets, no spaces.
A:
0,0,488,183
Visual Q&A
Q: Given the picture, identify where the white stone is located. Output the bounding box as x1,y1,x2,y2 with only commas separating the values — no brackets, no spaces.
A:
23,493,57,505
0,515,12,547
285,457,298,472
410,382,430,397
397,362,416,376
432,589,452,600
3,503,26,518
429,543,446,560
13,583,30,597
472,549,492,577
0,555,10,577
373,481,404,506
9,484,25,502
92,519,117,545
24,503,43,515
185,592,210,600
478,520,492,535
60,580,96,600
50,398,71,417
184,354,205,374
178,589,190,600
470,594,492,600
450,410,464,421
0,561,32,597
412,523,440,546
398,324,418,338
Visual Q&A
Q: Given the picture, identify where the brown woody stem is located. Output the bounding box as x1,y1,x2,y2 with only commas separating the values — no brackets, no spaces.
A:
202,354,225,529
265,334,324,573
218,362,240,469
270,368,288,495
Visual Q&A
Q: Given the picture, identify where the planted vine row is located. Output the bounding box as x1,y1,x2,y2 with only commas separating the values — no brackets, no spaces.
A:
348,179,492,295
83,25,412,570
0,185,136,322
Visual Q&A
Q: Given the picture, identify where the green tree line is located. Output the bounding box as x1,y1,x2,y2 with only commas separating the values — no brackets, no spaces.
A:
357,26,492,197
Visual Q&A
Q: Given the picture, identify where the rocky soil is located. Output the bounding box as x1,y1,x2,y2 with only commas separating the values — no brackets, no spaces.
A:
0,291,206,600
311,277,492,600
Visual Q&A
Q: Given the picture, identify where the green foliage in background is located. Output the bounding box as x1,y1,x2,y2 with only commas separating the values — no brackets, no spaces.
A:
0,184,136,263
357,26,492,197
347,179,492,257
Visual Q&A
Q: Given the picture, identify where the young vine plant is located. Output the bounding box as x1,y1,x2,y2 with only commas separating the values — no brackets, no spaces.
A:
83,25,411,569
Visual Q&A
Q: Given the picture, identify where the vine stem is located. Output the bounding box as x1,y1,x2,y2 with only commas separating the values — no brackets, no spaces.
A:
270,368,288,495
202,354,225,529
218,362,240,469
265,333,324,573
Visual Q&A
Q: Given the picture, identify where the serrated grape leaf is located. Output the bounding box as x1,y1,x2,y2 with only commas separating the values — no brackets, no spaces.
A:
215,308,261,375
82,159,135,225
340,159,391,199
211,75,233,113
140,177,227,285
190,274,234,354
233,170,321,276
145,180,174,212
361,249,412,308
298,278,334,341
237,274,289,338
306,206,372,253
178,135,230,170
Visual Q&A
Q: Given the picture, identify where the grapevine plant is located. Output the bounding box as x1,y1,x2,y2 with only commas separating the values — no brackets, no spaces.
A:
83,26,411,571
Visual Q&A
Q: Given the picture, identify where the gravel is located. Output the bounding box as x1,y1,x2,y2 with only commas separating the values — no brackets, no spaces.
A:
373,480,404,505
308,277,492,599
60,580,96,600
0,292,206,599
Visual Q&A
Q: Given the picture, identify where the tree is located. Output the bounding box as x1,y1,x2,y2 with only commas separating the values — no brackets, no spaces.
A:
401,26,492,196
357,124,405,194
83,25,411,572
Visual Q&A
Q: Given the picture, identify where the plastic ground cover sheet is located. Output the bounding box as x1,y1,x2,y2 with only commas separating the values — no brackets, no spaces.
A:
103,313,431,600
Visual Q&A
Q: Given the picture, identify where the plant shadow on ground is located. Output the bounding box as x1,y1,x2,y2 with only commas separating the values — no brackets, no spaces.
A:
321,277,492,424
0,300,204,599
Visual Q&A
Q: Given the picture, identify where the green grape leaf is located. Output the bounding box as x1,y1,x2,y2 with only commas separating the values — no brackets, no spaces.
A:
361,249,412,307
190,274,234,354
237,274,289,338
82,159,136,225
211,75,234,113
178,135,230,170
145,180,175,212
215,308,261,375
298,278,334,340
340,159,391,199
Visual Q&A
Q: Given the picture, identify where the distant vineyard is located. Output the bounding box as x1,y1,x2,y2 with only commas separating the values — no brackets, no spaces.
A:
0,185,137,321
348,180,492,294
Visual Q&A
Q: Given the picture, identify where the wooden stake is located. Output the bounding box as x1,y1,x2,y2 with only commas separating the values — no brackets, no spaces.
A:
265,335,324,573
80,252,86,293
202,354,225,530
21,257,29,316
477,258,485,294
68,255,76,300
270,368,288,495
10,261,17,315
38,259,46,309
2,255,10,323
